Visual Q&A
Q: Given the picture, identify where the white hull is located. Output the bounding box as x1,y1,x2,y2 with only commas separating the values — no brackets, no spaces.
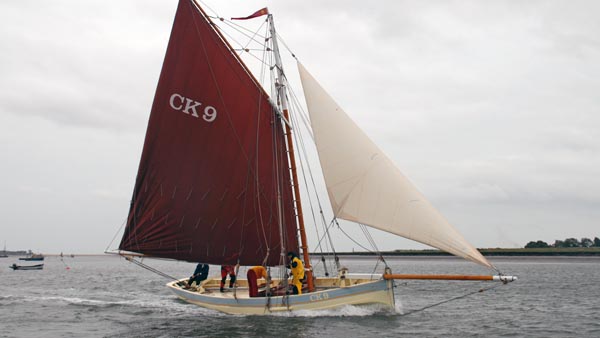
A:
166,274,395,315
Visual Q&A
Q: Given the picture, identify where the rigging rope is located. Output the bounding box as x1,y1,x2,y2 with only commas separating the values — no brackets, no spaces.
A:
124,256,182,282
358,223,388,269
400,282,506,316
105,218,127,253
336,221,374,253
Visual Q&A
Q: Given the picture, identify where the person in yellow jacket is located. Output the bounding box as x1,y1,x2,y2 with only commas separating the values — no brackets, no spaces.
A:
286,251,305,295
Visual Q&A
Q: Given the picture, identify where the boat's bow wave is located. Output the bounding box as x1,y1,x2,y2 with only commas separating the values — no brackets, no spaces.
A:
271,303,400,318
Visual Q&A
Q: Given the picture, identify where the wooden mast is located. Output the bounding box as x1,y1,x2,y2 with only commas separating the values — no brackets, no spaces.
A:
268,14,314,292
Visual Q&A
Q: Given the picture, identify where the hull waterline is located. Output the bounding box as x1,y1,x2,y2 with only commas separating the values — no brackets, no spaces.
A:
166,274,395,315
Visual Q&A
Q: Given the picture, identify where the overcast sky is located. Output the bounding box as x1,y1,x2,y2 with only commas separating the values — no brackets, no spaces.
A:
1,0,599,254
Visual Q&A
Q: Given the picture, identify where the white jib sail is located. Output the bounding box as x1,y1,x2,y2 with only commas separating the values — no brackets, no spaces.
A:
298,61,492,269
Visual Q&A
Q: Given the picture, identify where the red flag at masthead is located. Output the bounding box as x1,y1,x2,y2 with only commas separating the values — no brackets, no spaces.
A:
231,7,269,20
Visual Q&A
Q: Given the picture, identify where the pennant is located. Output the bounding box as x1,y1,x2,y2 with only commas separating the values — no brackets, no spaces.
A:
231,7,269,20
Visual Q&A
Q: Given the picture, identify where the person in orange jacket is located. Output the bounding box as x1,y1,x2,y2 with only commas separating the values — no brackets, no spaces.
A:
247,266,268,297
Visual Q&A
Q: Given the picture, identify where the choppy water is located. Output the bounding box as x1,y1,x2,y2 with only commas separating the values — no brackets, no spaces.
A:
1,255,599,337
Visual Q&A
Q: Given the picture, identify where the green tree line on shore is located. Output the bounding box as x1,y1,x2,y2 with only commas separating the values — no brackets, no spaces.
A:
525,237,600,248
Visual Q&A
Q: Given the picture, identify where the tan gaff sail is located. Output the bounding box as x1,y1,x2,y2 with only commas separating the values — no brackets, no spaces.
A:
298,62,493,269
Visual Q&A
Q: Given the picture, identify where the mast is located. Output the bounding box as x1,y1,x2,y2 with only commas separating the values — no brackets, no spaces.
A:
268,14,314,292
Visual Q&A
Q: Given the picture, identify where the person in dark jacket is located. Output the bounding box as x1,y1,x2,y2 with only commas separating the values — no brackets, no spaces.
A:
187,263,209,287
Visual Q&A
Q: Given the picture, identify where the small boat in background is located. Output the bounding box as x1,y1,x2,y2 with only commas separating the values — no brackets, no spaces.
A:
0,242,8,258
19,253,44,261
9,263,44,270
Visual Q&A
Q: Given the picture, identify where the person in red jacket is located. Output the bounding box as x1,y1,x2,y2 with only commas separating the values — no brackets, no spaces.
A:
220,265,236,292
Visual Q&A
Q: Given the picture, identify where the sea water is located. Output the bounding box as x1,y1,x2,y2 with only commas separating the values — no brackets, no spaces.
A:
1,255,599,337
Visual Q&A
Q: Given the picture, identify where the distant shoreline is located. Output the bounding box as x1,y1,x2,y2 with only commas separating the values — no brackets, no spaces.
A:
3,248,600,257
317,247,600,257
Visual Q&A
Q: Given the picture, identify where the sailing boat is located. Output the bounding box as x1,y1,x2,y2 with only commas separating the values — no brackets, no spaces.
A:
114,0,516,315
0,242,8,258
19,253,44,261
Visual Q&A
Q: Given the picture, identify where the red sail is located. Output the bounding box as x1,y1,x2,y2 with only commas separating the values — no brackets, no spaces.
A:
119,0,299,266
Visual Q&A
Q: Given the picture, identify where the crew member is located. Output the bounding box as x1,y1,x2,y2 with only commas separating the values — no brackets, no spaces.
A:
220,265,237,292
286,251,305,295
247,265,268,297
187,263,209,287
